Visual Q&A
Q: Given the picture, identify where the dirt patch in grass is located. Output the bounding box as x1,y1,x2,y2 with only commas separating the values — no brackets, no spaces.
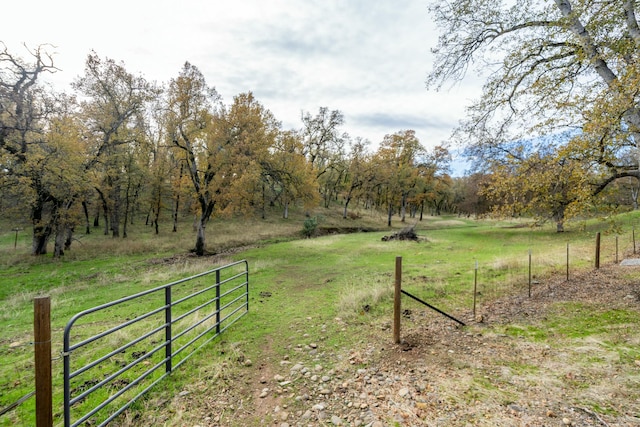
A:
314,226,378,236
370,262,640,426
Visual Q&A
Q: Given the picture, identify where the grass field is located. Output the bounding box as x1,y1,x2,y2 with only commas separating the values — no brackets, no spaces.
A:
1,206,639,425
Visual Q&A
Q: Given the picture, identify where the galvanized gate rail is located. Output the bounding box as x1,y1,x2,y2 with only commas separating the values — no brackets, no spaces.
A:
62,260,249,427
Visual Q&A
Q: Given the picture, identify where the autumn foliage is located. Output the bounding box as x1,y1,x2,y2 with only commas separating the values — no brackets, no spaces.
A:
0,45,452,256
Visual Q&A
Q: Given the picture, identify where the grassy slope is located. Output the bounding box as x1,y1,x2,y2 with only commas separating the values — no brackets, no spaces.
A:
1,206,639,425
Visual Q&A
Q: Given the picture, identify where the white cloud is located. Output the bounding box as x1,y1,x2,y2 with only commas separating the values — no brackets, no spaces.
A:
3,0,482,150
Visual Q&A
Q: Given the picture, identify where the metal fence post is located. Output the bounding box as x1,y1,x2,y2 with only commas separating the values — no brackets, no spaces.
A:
34,296,52,427
393,256,402,344
595,232,601,269
528,249,532,297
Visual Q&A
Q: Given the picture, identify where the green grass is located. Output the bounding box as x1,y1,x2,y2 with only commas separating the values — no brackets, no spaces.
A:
546,303,640,339
502,324,549,341
2,207,640,425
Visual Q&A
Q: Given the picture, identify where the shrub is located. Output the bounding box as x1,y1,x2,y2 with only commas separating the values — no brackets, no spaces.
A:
301,216,319,237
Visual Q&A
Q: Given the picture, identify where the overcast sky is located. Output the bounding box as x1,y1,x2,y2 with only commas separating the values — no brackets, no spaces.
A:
4,0,481,169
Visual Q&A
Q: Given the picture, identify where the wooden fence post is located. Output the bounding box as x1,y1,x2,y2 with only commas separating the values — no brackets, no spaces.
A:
34,296,52,427
473,260,478,317
393,256,402,344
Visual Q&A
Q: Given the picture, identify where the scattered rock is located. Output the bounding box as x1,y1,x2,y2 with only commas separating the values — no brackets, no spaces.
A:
331,415,343,425
186,264,637,427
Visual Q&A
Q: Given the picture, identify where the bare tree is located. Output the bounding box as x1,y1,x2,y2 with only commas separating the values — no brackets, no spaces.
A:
427,0,640,207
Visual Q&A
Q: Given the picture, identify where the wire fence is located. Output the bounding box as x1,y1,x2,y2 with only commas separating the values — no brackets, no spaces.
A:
1,341,36,416
2,222,639,425
0,338,64,420
1,261,249,427
394,228,640,342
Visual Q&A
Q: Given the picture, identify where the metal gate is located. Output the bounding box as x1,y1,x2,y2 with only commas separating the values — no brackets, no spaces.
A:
62,260,249,427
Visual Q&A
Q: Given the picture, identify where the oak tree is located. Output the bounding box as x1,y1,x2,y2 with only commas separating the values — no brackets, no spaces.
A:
342,137,375,219
301,107,348,206
0,43,64,255
265,130,318,219
166,62,221,255
374,130,426,226
73,53,156,238
428,0,640,220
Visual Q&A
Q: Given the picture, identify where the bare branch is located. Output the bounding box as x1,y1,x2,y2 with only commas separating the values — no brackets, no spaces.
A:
623,0,640,45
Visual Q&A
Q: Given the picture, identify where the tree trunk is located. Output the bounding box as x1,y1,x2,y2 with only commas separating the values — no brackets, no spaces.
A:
93,202,100,228
195,218,206,256
110,182,121,238
343,195,351,219
172,196,179,232
96,189,110,235
64,227,73,251
31,198,51,255
122,181,131,238
173,162,184,232
130,183,141,225
261,183,266,220
53,227,66,258
82,201,91,234
32,228,50,255
154,194,161,235
122,197,129,239
554,205,566,232
387,203,393,227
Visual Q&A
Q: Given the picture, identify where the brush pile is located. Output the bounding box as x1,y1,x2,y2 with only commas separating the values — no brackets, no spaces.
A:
381,225,419,241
